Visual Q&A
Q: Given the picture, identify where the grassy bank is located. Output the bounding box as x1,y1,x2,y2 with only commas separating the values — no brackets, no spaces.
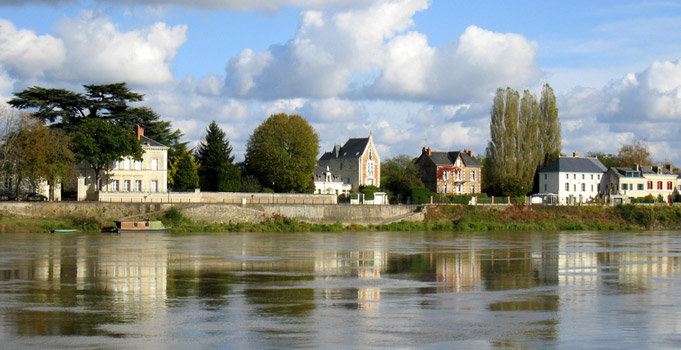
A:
3,204,681,234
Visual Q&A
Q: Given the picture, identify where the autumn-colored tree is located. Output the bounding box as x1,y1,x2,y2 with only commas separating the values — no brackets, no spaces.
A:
245,113,319,193
616,141,653,167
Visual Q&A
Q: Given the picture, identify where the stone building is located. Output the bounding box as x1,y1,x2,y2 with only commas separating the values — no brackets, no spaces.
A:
415,147,482,194
77,125,168,201
317,133,380,192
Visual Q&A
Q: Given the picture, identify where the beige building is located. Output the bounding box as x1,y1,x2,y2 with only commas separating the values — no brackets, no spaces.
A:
78,125,168,201
317,132,380,192
604,164,678,202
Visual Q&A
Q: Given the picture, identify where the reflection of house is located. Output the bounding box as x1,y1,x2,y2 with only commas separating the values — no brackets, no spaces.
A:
415,147,482,194
604,164,677,202
313,165,351,195
538,153,607,205
317,133,380,192
77,125,168,201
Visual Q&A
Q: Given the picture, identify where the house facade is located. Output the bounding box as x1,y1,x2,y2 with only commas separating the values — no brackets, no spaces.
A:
537,153,607,205
415,147,482,195
604,164,678,202
317,133,380,192
313,165,352,195
77,125,168,201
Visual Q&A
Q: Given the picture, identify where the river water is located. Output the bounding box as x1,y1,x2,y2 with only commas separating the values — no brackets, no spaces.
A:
1,230,680,349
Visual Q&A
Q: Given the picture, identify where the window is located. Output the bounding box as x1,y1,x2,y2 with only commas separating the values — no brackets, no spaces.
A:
135,160,142,170
573,174,576,179
471,185,476,193
647,181,653,190
598,174,601,180
456,184,462,193
591,174,594,180
123,180,131,192
574,184,576,192
151,159,158,171
112,180,119,191
443,171,448,180
123,158,130,170
638,184,644,191
566,174,569,179
544,174,547,180
367,161,374,177
668,181,673,190
151,180,158,192
112,161,119,170
456,171,462,181
443,185,448,193
369,149,373,161
472,171,476,181
565,183,570,191
581,183,585,192
622,183,627,191
629,184,633,190
582,174,585,180
657,181,663,190
135,180,142,191
591,184,594,192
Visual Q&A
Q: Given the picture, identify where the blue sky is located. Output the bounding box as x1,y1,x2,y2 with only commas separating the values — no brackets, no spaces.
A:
1,0,681,164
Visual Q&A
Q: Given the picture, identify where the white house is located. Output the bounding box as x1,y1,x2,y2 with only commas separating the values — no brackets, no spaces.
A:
538,153,607,205
313,165,351,195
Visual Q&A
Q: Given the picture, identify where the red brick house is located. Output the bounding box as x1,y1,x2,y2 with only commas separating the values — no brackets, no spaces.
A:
415,147,482,194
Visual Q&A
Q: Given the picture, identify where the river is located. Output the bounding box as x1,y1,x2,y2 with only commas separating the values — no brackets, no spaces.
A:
1,231,680,349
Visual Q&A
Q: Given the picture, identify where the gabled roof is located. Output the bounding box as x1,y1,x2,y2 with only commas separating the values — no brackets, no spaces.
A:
424,151,482,168
319,137,370,161
611,165,676,177
540,157,607,173
140,135,167,148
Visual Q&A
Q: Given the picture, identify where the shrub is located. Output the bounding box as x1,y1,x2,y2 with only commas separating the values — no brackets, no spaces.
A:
411,187,432,204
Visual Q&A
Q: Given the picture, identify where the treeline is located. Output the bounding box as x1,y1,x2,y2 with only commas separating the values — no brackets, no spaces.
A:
2,83,321,196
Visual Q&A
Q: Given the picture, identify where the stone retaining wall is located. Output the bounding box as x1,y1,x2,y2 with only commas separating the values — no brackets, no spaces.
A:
0,202,421,225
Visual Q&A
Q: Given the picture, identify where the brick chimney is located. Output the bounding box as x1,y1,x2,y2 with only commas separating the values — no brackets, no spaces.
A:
422,147,432,156
464,149,474,158
573,151,580,157
136,125,144,140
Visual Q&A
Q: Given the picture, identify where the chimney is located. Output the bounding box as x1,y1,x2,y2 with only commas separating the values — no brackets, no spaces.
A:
573,151,580,157
665,164,674,172
465,149,474,158
136,125,144,140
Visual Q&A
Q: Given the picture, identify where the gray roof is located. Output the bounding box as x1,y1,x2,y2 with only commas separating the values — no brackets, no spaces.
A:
319,137,369,161
140,135,166,147
425,151,482,168
539,157,607,173
611,165,676,177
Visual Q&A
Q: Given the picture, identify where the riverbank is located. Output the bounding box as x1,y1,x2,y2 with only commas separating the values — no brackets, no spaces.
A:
2,204,681,233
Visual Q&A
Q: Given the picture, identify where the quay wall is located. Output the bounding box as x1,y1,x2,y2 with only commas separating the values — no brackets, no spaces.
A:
0,202,423,225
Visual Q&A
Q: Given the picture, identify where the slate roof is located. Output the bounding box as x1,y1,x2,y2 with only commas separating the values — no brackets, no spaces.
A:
425,151,482,168
539,157,607,173
319,137,369,161
611,165,676,177
140,135,167,148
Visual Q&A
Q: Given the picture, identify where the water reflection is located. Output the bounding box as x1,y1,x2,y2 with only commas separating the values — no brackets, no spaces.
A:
1,231,681,348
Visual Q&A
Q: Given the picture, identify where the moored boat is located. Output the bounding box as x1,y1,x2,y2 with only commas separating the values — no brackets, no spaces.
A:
51,229,78,233
115,220,170,233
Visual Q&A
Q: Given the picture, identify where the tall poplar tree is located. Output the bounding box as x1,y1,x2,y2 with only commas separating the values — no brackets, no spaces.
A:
484,85,561,196
195,121,241,192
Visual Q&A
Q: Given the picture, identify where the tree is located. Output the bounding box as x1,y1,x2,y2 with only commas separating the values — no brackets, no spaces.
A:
585,151,619,169
170,151,199,191
484,85,562,196
245,113,319,193
195,121,241,192
70,118,143,191
9,83,185,160
616,141,653,167
17,121,75,200
381,155,424,202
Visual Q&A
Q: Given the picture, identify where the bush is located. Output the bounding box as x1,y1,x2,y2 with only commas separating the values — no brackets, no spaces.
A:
359,185,379,200
163,207,189,227
411,187,432,204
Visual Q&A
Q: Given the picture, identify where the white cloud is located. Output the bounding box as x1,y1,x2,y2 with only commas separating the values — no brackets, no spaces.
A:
0,19,65,78
53,12,186,84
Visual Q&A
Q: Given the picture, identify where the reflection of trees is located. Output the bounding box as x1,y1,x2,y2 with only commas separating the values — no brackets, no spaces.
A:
166,269,236,309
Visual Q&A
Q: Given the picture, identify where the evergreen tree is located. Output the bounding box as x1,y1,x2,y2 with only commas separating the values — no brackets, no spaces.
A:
195,121,239,192
539,84,561,168
170,151,199,191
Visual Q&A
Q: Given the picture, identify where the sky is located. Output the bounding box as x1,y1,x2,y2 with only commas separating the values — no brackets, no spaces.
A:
1,0,681,165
